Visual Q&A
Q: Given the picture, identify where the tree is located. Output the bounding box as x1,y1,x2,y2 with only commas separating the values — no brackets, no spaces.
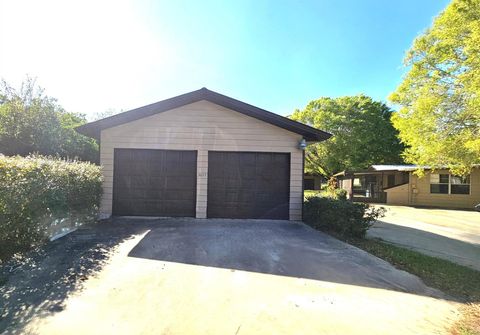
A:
290,95,404,176
57,112,99,163
389,0,480,176
0,77,98,162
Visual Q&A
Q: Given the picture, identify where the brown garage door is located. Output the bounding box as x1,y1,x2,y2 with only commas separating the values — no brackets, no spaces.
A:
112,149,197,217
207,151,290,219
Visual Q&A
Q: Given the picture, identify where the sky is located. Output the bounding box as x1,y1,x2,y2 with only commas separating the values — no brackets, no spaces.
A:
0,0,450,120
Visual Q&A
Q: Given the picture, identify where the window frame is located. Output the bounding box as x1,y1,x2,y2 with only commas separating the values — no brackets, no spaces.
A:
429,173,470,195
430,173,449,194
450,175,471,195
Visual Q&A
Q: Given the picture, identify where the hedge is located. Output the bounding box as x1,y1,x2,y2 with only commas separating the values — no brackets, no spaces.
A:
0,155,102,262
303,195,385,238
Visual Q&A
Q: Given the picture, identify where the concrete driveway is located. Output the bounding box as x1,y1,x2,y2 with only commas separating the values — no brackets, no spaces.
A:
368,206,480,271
1,219,459,334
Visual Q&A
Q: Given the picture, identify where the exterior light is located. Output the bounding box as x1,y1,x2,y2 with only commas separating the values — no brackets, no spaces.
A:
298,139,307,150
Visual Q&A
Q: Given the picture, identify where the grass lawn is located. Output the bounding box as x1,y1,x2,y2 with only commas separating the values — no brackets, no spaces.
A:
350,238,480,301
347,237,480,335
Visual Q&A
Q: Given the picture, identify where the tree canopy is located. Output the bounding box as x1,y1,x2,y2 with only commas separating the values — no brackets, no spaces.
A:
390,0,480,175
290,95,404,176
0,78,98,162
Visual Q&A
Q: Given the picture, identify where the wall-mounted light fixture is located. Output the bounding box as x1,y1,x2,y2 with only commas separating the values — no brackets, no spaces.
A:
298,138,307,150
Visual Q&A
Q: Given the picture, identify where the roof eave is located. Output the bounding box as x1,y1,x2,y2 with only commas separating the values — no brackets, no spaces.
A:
75,88,332,142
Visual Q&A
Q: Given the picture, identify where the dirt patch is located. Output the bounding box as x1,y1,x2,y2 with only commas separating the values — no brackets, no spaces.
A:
450,303,480,335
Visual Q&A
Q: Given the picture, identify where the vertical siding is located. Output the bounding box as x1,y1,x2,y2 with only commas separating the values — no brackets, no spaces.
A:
100,100,304,220
410,169,480,209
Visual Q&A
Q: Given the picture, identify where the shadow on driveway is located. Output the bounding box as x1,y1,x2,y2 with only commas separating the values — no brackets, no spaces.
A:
0,221,154,334
127,218,447,300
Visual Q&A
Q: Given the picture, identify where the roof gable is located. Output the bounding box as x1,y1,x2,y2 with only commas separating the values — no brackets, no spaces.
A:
75,88,331,141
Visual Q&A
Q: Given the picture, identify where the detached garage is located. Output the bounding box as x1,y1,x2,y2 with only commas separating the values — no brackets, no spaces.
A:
76,88,331,220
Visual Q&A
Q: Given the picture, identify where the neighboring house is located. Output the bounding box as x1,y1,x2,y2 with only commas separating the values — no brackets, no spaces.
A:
76,88,331,220
304,173,324,190
334,165,480,209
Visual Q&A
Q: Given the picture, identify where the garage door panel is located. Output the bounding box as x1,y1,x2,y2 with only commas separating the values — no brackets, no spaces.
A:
112,198,131,212
254,203,289,219
162,200,196,215
130,176,158,189
128,187,147,200
115,176,131,190
144,188,164,199
207,191,225,203
208,151,290,219
225,178,256,189
164,190,196,201
224,190,254,203
209,177,225,189
113,149,196,217
208,205,249,219
240,168,256,177
240,153,256,165
164,177,194,189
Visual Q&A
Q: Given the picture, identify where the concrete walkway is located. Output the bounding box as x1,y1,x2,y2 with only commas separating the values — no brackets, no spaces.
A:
1,219,460,335
369,206,480,271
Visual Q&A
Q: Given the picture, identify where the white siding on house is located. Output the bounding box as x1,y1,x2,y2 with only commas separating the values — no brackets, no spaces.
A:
100,100,304,220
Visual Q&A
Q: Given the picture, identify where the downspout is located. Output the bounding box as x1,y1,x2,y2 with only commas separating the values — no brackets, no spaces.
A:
408,171,412,205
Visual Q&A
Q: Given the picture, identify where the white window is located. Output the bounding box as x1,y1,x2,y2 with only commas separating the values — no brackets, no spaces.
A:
430,173,470,195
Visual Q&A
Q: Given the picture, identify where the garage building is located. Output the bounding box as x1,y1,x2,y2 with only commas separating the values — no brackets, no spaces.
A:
76,88,331,220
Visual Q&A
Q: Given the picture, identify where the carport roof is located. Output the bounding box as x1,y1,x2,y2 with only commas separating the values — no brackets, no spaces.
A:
75,88,332,141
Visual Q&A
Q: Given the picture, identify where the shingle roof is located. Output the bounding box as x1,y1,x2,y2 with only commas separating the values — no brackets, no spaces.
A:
75,88,332,141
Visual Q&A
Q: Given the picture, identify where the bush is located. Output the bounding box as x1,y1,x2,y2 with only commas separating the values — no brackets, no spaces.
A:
328,188,348,200
324,176,348,200
303,196,385,238
0,155,102,262
304,188,347,201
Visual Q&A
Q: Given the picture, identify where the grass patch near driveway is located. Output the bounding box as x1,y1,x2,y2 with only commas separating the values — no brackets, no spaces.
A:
346,237,480,335
350,238,480,302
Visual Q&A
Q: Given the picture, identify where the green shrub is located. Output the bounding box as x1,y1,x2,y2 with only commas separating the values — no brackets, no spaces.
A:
304,188,347,201
304,190,322,199
0,155,102,262
329,188,348,200
303,196,385,238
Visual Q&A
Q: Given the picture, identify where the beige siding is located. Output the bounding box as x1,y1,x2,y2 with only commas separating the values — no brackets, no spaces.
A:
410,169,480,209
385,183,409,205
100,100,304,220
